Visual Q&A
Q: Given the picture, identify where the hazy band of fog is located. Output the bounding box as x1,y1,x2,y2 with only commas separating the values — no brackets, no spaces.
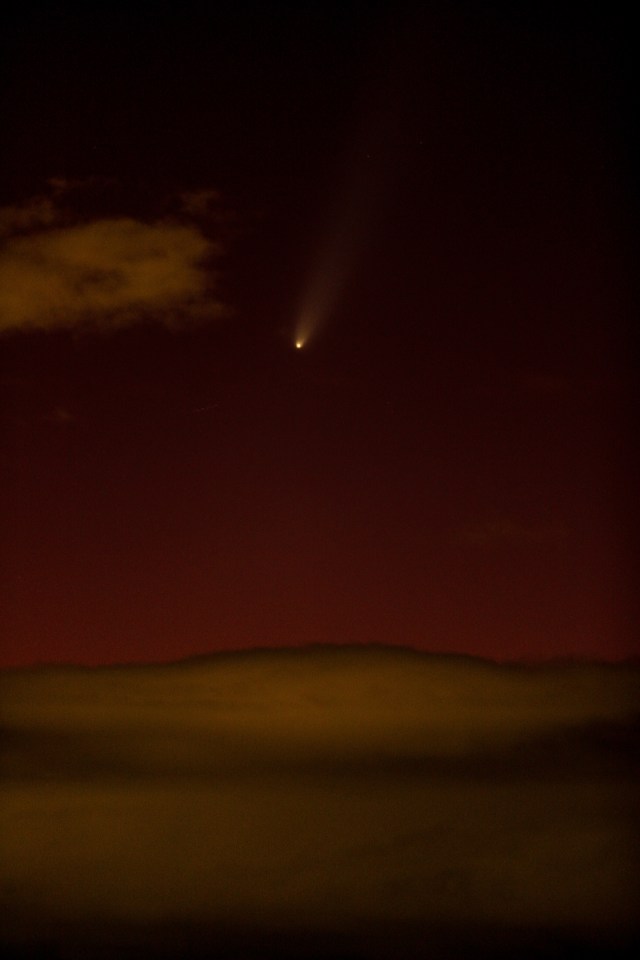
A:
1,647,638,951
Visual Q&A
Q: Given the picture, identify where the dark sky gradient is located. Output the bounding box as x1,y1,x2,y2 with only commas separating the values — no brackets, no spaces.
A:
1,2,635,665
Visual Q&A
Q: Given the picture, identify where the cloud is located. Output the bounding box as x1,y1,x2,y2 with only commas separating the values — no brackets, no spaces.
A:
0,186,225,334
519,371,626,403
457,517,568,546
1,648,638,960
42,405,76,425
0,196,59,238
1,648,637,956
178,188,223,219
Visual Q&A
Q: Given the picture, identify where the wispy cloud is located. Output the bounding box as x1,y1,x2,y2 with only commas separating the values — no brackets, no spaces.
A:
457,517,568,546
178,188,224,219
0,182,225,334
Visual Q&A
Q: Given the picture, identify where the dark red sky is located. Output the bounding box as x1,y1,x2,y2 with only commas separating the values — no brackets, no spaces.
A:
0,2,635,665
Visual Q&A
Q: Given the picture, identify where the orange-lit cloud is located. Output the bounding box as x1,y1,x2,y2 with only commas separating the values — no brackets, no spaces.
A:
1,647,637,956
178,188,224,219
0,186,224,334
0,195,59,237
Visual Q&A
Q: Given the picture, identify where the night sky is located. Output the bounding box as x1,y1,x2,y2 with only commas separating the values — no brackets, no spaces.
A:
1,1,635,666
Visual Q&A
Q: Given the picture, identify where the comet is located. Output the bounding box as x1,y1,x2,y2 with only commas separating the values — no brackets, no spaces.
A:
293,36,400,352
294,140,382,350
293,306,320,351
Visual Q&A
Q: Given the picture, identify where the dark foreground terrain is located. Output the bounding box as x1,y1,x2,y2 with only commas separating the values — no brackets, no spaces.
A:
1,647,638,959
3,917,640,960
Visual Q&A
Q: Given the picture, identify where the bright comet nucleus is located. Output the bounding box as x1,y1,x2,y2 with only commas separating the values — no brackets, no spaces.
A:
295,340,303,349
